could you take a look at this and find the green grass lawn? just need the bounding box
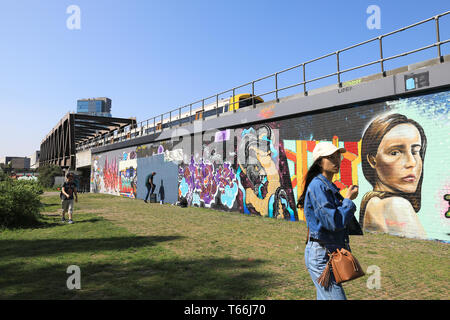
[0,192,448,299]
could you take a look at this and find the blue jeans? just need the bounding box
[145,185,155,201]
[304,241,347,300]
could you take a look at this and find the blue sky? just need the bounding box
[0,0,448,158]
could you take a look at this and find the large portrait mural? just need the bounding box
[360,113,427,238]
[281,91,449,241]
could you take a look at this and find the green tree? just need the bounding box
[37,165,63,188]
[0,166,8,182]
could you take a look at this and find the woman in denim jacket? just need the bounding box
[297,142,359,300]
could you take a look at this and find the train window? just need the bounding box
[224,104,229,112]
[239,96,262,109]
[239,97,252,109]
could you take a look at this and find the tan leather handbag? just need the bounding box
[317,248,365,288]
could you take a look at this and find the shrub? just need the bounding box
[0,167,9,182]
[38,165,63,188]
[0,180,42,228]
[14,180,44,195]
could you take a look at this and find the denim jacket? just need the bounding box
[304,174,356,246]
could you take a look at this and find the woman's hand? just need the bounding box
[345,185,359,200]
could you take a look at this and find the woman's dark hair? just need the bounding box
[361,113,427,213]
[297,159,322,209]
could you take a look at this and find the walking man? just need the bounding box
[61,172,78,224]
[144,172,156,203]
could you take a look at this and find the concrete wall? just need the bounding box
[137,153,179,204]
[76,149,91,168]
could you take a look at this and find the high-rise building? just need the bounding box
[29,151,40,169]
[77,97,112,117]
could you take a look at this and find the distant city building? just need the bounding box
[77,97,112,117]
[0,156,31,170]
[29,151,40,169]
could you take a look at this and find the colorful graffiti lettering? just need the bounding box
[103,156,118,192]
[178,157,238,209]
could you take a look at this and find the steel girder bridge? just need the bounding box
[39,112,135,169]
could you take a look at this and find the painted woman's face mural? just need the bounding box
[360,113,427,239]
[369,123,423,194]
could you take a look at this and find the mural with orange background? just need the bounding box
[283,136,361,221]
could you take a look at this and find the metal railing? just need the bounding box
[76,11,449,151]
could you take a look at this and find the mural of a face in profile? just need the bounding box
[360,113,427,238]
[237,125,295,220]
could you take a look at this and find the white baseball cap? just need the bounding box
[312,142,346,163]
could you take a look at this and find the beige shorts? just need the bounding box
[62,199,74,213]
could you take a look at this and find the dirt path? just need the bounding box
[42,191,60,197]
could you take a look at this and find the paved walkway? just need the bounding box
[42,191,60,197]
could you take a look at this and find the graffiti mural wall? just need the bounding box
[91,148,137,197]
[91,142,182,202]
[235,124,297,221]
[177,128,239,210]
[279,90,449,241]
[90,90,449,241]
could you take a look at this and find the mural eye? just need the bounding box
[390,150,400,156]
[411,148,421,155]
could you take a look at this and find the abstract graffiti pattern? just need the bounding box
[103,156,119,192]
[119,151,137,198]
[284,136,360,221]
[178,157,238,209]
